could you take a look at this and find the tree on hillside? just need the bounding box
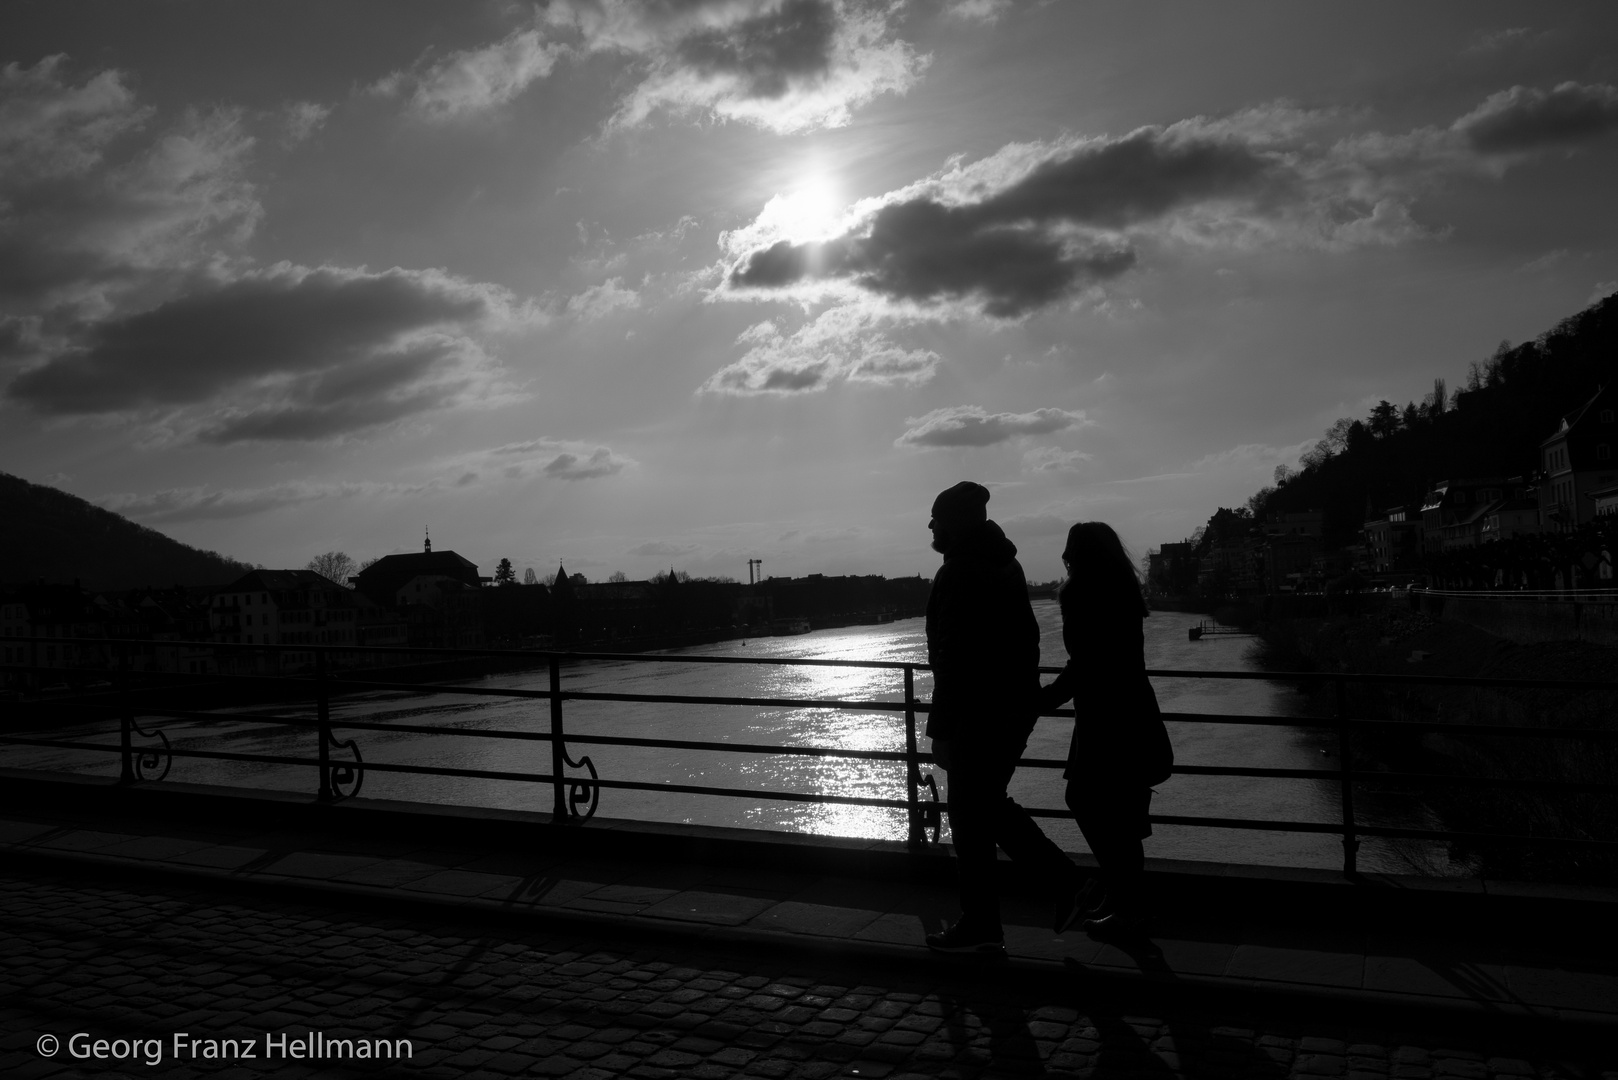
[608,571,628,582]
[1367,401,1401,438]
[307,551,356,586]
[1301,417,1353,469]
[1424,377,1447,417]
[494,558,516,585]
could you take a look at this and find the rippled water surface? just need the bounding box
[13,601,1458,873]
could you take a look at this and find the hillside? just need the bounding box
[1258,291,1618,547]
[0,472,253,590]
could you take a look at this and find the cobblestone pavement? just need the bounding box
[1,868,1613,1080]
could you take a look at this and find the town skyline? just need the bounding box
[4,2,1618,585]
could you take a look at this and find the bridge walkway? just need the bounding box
[0,776,1613,1078]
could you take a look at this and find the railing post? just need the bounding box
[550,655,568,821]
[316,647,332,803]
[1335,675,1359,875]
[117,642,134,785]
[903,665,924,846]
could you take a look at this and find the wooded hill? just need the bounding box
[1248,292,1618,549]
[0,472,253,590]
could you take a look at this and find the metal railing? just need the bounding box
[2,635,1616,875]
[1415,587,1618,602]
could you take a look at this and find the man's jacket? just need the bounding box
[923,520,1041,744]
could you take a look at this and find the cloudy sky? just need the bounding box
[4,1,1617,583]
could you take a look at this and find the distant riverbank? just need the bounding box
[1246,605,1618,883]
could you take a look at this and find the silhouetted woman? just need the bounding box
[1039,522,1172,937]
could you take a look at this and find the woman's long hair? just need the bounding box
[1057,521,1149,618]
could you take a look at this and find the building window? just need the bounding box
[1600,444,1612,461]
[1603,409,1615,424]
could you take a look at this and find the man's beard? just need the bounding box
[930,534,948,554]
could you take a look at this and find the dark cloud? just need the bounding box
[0,62,258,310]
[99,483,336,524]
[975,128,1277,227]
[0,235,124,308]
[1456,82,1618,154]
[677,0,838,98]
[551,0,924,132]
[466,438,633,482]
[7,266,496,427]
[0,315,36,360]
[896,406,1086,448]
[730,127,1274,315]
[544,448,627,480]
[197,364,470,445]
[759,362,830,391]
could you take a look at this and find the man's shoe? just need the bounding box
[1053,880,1102,935]
[926,920,1006,954]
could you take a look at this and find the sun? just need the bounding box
[762,176,845,243]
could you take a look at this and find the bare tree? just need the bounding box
[523,567,539,585]
[608,570,628,582]
[1423,377,1447,417]
[1301,417,1354,470]
[306,551,357,586]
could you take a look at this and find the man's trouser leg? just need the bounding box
[946,739,1018,931]
[993,791,1082,896]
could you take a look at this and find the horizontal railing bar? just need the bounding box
[1144,667,1616,691]
[1021,809,1618,847]
[293,722,919,763]
[1334,717,1618,740]
[19,722,1605,792]
[1415,588,1618,602]
[1321,823,1618,849]
[1346,771,1618,794]
[550,732,914,762]
[323,677,555,700]
[563,690,911,712]
[8,633,1618,691]
[17,693,1616,743]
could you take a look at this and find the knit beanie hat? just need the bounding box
[931,481,990,530]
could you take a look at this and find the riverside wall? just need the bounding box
[1414,592,1618,648]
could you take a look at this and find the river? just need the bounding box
[10,601,1459,874]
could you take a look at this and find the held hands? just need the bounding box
[1036,680,1068,715]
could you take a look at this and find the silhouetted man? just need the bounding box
[924,481,1077,953]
